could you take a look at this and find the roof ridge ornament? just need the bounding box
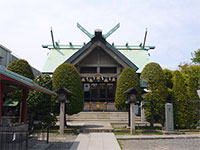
[77,23,120,39]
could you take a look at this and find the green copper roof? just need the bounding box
[0,66,56,96]
[42,44,153,73]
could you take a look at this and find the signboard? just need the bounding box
[197,90,200,99]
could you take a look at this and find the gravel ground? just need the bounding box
[119,139,200,150]
[48,133,77,150]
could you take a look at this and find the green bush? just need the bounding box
[7,59,34,80]
[172,70,191,128]
[178,63,200,125]
[52,63,84,115]
[115,67,141,110]
[7,59,34,100]
[27,74,56,126]
[141,62,168,127]
[163,69,173,89]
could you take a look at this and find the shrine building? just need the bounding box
[42,23,155,111]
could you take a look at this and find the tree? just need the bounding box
[52,63,84,115]
[163,69,174,103]
[172,70,192,128]
[7,59,34,100]
[191,49,200,64]
[7,59,34,79]
[179,63,200,124]
[163,69,173,89]
[141,62,168,127]
[115,67,141,110]
[27,74,56,126]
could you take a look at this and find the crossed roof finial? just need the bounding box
[77,23,120,39]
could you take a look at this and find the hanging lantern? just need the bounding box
[104,78,108,82]
[89,78,93,83]
[81,77,86,82]
[112,77,116,82]
[96,76,100,80]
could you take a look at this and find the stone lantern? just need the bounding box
[124,87,137,134]
[56,86,72,135]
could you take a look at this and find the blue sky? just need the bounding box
[0,0,200,71]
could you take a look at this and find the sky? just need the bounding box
[0,0,200,71]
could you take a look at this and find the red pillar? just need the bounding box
[21,88,28,124]
[0,82,4,126]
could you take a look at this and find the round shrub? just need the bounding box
[115,67,141,110]
[52,63,84,115]
[7,59,34,100]
[7,59,34,80]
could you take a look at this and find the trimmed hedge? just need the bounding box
[115,67,141,110]
[7,59,34,80]
[7,59,34,100]
[52,63,84,115]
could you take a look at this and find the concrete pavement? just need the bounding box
[70,133,121,150]
[116,134,200,140]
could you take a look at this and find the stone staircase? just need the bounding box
[66,112,142,123]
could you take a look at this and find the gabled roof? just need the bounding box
[42,33,155,73]
[64,37,138,71]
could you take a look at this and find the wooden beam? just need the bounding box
[21,88,28,123]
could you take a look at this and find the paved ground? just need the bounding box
[119,139,200,150]
[70,133,121,150]
[48,134,77,150]
[30,133,77,150]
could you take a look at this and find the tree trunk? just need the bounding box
[128,106,130,127]
[150,105,154,128]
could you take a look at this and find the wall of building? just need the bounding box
[0,44,40,77]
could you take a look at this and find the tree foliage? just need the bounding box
[7,59,34,80]
[141,62,168,127]
[115,67,141,110]
[52,63,84,115]
[27,74,56,125]
[179,63,200,124]
[172,70,192,128]
[163,69,174,103]
[191,49,200,64]
[7,59,34,100]
[163,69,173,89]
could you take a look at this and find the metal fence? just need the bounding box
[0,130,29,150]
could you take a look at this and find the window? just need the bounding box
[80,67,97,73]
[100,67,117,73]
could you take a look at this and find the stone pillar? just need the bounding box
[165,103,174,132]
[130,103,135,134]
[141,101,145,122]
[21,88,28,123]
[60,102,65,135]
[0,82,4,126]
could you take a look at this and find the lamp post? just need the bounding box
[56,86,72,135]
[124,87,137,134]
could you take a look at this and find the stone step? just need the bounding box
[57,112,142,123]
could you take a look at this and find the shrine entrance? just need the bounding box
[83,82,116,103]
